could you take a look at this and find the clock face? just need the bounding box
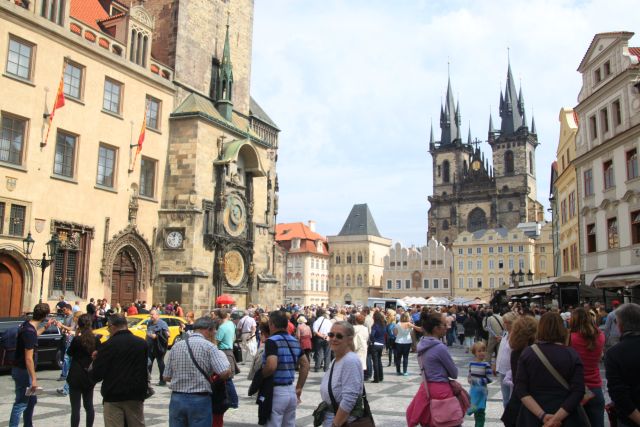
[223,194,247,237]
[165,230,183,249]
[224,250,245,286]
[472,160,481,171]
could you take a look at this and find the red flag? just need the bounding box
[131,102,149,171]
[43,72,66,146]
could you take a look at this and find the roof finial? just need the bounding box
[447,57,450,78]
[507,46,510,65]
[226,9,230,27]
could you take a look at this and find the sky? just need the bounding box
[249,0,638,246]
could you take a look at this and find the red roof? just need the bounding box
[276,222,329,256]
[70,0,110,31]
[630,47,640,57]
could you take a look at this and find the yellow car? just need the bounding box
[94,314,186,347]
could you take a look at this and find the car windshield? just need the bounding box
[128,318,147,328]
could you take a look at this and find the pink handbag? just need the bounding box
[418,348,465,427]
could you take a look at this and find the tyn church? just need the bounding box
[427,63,544,246]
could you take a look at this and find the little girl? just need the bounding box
[467,341,492,427]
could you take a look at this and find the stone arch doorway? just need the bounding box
[111,249,137,306]
[344,293,352,304]
[0,254,23,317]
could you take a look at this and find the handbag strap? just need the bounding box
[327,359,370,417]
[185,335,212,384]
[417,345,431,400]
[531,344,569,389]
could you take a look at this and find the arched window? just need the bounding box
[529,151,534,175]
[345,275,351,287]
[463,160,468,174]
[505,150,514,174]
[346,253,352,264]
[442,160,450,183]
[357,275,363,286]
[467,207,488,232]
[442,220,449,230]
[335,275,340,287]
[357,253,363,264]
[335,254,341,264]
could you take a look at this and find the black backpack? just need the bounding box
[0,326,20,367]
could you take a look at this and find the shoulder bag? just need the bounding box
[327,359,375,427]
[185,336,230,413]
[418,347,464,427]
[530,344,592,427]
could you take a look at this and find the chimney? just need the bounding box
[308,220,316,232]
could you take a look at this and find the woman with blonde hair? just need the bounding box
[353,314,369,373]
[385,309,396,367]
[395,312,413,376]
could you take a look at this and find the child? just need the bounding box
[467,341,492,427]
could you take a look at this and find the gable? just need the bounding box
[577,31,634,72]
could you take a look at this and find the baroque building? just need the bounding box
[276,221,329,307]
[573,32,640,290]
[428,64,544,246]
[0,0,281,316]
[381,240,453,299]
[328,204,391,305]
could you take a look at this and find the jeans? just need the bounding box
[148,351,166,382]
[365,345,373,380]
[265,384,297,427]
[169,392,212,427]
[314,340,331,372]
[9,367,36,427]
[371,344,384,382]
[69,387,95,427]
[498,373,511,408]
[395,343,411,374]
[583,386,605,427]
[465,336,474,351]
[446,328,455,346]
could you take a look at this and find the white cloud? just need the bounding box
[250,0,638,245]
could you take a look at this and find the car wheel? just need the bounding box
[54,348,63,369]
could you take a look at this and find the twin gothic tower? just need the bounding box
[427,63,544,246]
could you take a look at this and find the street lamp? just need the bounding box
[22,232,60,303]
[510,270,517,288]
[517,269,524,284]
[527,269,534,283]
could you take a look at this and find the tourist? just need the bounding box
[605,303,640,427]
[312,308,332,372]
[295,316,312,361]
[56,303,76,396]
[318,321,366,426]
[369,311,386,383]
[569,307,605,427]
[9,303,55,427]
[147,309,169,386]
[406,312,459,427]
[456,308,468,346]
[467,341,492,426]
[262,310,310,426]
[385,309,396,367]
[91,314,148,427]
[66,314,100,427]
[463,311,477,353]
[353,314,369,375]
[248,321,271,381]
[482,308,504,374]
[394,312,413,376]
[238,309,258,365]
[512,312,585,426]
[164,316,231,427]
[495,311,517,407]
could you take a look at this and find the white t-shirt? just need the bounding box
[238,315,256,334]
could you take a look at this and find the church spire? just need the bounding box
[499,60,524,135]
[439,74,461,145]
[215,12,234,121]
[429,121,435,145]
[531,115,537,134]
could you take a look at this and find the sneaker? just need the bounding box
[57,376,66,381]
[56,388,67,396]
[403,372,409,376]
[396,372,402,376]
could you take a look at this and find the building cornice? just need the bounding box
[574,123,640,166]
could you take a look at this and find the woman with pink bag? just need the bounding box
[407,312,469,427]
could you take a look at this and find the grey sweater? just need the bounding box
[320,352,363,426]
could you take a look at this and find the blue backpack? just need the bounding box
[0,326,20,366]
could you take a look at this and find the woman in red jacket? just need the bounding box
[569,307,605,427]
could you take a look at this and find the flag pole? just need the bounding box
[42,59,67,147]
[129,100,149,173]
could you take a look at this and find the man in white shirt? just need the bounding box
[237,310,257,364]
[312,309,331,372]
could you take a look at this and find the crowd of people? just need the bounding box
[7,297,640,427]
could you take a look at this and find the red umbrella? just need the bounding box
[216,294,235,305]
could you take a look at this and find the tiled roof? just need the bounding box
[276,222,326,242]
[70,0,110,31]
[338,204,382,237]
[577,31,634,71]
[97,12,126,24]
[630,47,640,57]
[250,97,280,130]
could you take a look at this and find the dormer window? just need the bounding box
[291,238,300,249]
[316,240,323,253]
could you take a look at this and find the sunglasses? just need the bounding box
[327,332,344,339]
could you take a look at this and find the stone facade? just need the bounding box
[573,32,640,289]
[428,67,544,247]
[381,240,453,299]
[0,0,174,315]
[451,223,553,301]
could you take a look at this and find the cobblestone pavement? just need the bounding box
[0,343,595,426]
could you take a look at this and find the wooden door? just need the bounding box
[111,250,136,307]
[0,255,24,317]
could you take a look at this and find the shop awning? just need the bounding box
[592,266,640,288]
[506,283,553,296]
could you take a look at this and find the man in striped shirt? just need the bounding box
[262,310,310,427]
[164,317,231,427]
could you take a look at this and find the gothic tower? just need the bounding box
[489,62,543,228]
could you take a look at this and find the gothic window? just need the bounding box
[467,208,487,232]
[463,160,468,174]
[442,160,450,183]
[51,223,94,298]
[357,275,363,286]
[345,275,351,287]
[357,253,363,264]
[505,150,514,174]
[335,275,340,287]
[442,220,449,230]
[346,253,352,264]
[529,151,534,175]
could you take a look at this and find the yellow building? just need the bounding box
[276,221,329,307]
[381,240,453,299]
[0,0,282,316]
[452,223,553,300]
[0,0,174,316]
[554,108,581,278]
[328,204,391,305]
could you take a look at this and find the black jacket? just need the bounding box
[91,329,148,402]
[605,333,640,424]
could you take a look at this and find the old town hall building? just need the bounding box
[428,63,545,246]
